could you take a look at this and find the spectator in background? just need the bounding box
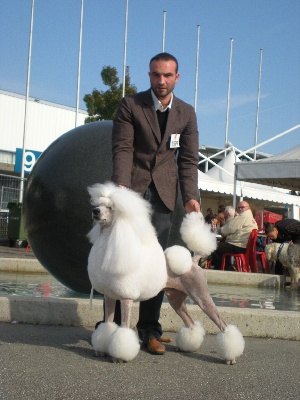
[265,218,300,274]
[206,214,220,234]
[205,207,213,223]
[210,201,257,270]
[265,219,300,244]
[224,205,235,223]
[217,205,226,227]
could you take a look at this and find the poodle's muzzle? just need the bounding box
[92,207,101,221]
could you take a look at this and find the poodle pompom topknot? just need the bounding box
[176,321,205,352]
[180,212,217,256]
[216,325,245,365]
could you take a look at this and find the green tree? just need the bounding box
[83,66,137,123]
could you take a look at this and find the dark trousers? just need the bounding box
[211,241,246,270]
[108,183,173,343]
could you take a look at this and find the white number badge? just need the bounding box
[170,133,180,148]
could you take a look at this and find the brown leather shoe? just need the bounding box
[147,338,166,355]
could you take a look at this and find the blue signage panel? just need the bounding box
[14,148,42,174]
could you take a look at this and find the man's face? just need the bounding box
[148,60,179,101]
[267,228,278,240]
[237,202,250,214]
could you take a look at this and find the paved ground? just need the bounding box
[0,243,36,259]
[1,322,299,400]
[1,243,299,399]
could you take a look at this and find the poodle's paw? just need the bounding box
[91,322,118,356]
[108,327,140,362]
[176,321,205,352]
[216,325,245,365]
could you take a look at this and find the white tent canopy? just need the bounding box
[235,145,300,191]
[198,151,300,206]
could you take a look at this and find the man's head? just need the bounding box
[265,223,278,240]
[224,205,235,219]
[149,52,180,103]
[237,201,250,214]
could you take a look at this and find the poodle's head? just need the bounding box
[87,182,154,232]
[88,183,116,227]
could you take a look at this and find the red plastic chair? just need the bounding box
[221,229,258,273]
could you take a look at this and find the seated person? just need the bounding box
[224,205,235,223]
[216,205,226,227]
[206,214,220,234]
[205,207,213,223]
[210,201,257,270]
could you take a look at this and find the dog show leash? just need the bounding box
[276,242,285,263]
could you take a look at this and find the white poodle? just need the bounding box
[265,242,300,289]
[87,182,245,364]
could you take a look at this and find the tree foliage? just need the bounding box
[83,66,137,123]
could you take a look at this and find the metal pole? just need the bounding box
[254,48,263,160]
[75,0,84,127]
[122,0,129,98]
[194,25,200,112]
[225,38,233,150]
[19,0,34,203]
[162,10,166,52]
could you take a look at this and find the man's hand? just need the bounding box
[184,199,201,213]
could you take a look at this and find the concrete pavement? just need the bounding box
[1,322,299,400]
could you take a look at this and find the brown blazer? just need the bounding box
[112,89,199,211]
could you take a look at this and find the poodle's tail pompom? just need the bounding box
[164,245,192,275]
[91,322,118,355]
[108,327,140,362]
[176,321,205,352]
[180,212,217,256]
[216,325,245,365]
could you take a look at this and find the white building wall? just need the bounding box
[0,90,87,153]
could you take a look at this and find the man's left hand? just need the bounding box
[185,199,201,213]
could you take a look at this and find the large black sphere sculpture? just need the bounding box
[23,120,185,294]
[23,121,113,293]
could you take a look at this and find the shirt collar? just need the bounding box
[151,90,173,112]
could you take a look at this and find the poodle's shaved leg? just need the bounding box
[104,296,116,323]
[180,264,227,332]
[165,289,194,328]
[120,299,133,329]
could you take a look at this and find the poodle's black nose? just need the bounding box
[92,208,100,216]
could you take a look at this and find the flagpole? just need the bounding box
[254,48,263,160]
[194,24,200,112]
[225,38,233,151]
[162,10,166,52]
[75,0,84,127]
[122,0,129,98]
[19,0,34,203]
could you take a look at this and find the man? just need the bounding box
[111,52,200,355]
[223,205,235,223]
[210,201,257,270]
[265,218,300,274]
[265,219,300,244]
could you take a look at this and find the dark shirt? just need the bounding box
[275,218,300,244]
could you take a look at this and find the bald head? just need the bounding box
[237,201,250,214]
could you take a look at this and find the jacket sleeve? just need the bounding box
[177,107,199,203]
[111,97,134,187]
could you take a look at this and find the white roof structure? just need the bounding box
[0,90,87,153]
[198,151,300,206]
[235,144,300,191]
